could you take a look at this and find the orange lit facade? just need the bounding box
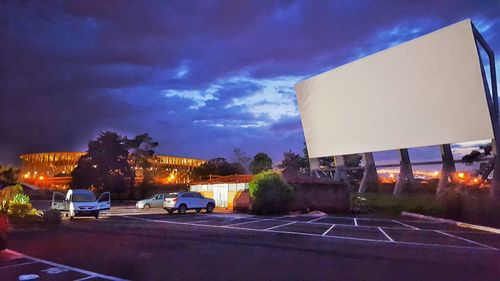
[19,152,206,189]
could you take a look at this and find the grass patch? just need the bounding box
[355,193,445,216]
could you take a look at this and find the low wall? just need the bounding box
[232,183,350,213]
[290,183,350,213]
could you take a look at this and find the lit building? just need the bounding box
[19,152,206,189]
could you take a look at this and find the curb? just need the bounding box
[401,211,500,234]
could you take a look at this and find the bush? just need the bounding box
[9,203,32,218]
[12,193,30,204]
[358,193,444,216]
[42,209,62,225]
[0,184,23,213]
[249,171,293,215]
[438,190,464,220]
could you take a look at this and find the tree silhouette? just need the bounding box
[279,150,308,174]
[126,133,159,185]
[250,153,273,174]
[192,158,245,180]
[72,131,134,193]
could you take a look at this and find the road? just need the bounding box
[3,204,500,281]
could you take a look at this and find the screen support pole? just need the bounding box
[436,144,456,194]
[394,148,415,195]
[358,152,378,193]
[473,24,500,198]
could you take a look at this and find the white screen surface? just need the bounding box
[295,19,493,158]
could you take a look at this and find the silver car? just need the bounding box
[163,192,215,214]
[135,194,168,210]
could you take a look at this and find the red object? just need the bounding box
[0,214,9,233]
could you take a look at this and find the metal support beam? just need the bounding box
[473,24,500,198]
[309,157,321,178]
[358,152,378,193]
[437,144,456,194]
[333,155,348,184]
[394,148,414,195]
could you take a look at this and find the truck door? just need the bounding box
[51,192,69,211]
[97,192,111,212]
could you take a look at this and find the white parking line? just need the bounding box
[75,276,99,281]
[392,220,420,230]
[264,221,296,231]
[378,227,394,242]
[223,216,288,227]
[0,261,38,270]
[2,249,128,281]
[322,224,336,236]
[354,218,358,226]
[434,230,498,250]
[307,216,326,223]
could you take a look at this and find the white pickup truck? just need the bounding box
[51,189,110,219]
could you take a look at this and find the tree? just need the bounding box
[344,154,362,167]
[343,154,363,181]
[72,131,135,193]
[279,150,308,174]
[126,133,159,185]
[462,143,492,165]
[0,165,18,184]
[232,148,251,174]
[301,142,310,172]
[250,153,273,174]
[192,158,245,180]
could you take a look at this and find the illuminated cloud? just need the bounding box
[0,1,498,165]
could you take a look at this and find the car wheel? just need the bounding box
[94,212,99,219]
[178,204,187,214]
[69,216,74,220]
[144,204,151,210]
[206,203,214,213]
[167,209,174,214]
[195,209,201,213]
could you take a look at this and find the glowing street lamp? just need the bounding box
[39,175,45,189]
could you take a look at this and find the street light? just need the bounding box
[39,176,45,189]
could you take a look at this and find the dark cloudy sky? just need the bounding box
[1,0,499,167]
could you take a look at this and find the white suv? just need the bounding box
[163,192,215,214]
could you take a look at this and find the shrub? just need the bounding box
[9,203,32,218]
[249,171,293,215]
[358,193,444,216]
[12,193,30,204]
[42,209,62,225]
[0,184,23,213]
[438,190,464,220]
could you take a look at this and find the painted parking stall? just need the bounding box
[0,249,127,281]
[120,213,500,251]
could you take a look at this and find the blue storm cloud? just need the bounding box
[1,0,499,166]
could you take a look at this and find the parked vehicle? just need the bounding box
[51,189,110,219]
[163,192,215,214]
[0,213,9,251]
[135,193,168,210]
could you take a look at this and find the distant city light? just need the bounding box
[458,172,465,179]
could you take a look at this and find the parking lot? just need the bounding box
[4,204,500,281]
[118,211,500,251]
[0,249,126,281]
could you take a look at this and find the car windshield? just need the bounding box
[165,193,177,198]
[72,194,96,202]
